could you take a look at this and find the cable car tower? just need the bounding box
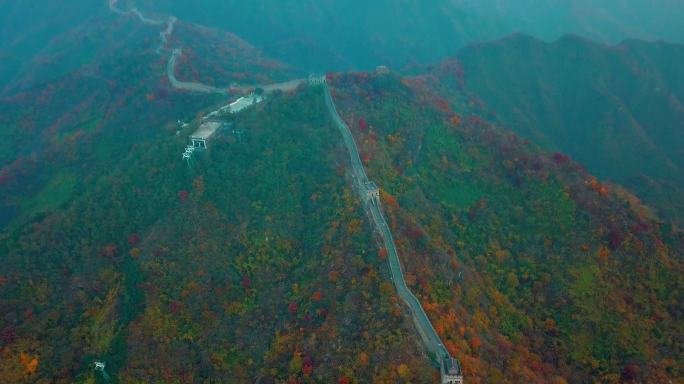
[182,145,195,167]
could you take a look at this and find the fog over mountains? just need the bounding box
[2,0,684,77]
[450,34,684,223]
[134,0,684,70]
[1,1,684,383]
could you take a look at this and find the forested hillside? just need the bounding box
[328,71,684,382]
[0,85,443,382]
[0,1,104,88]
[441,34,684,224]
[2,1,684,383]
[0,9,293,229]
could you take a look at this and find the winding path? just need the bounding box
[167,49,230,94]
[111,0,308,96]
[110,1,213,93]
[167,49,308,95]
[109,0,163,25]
[109,0,175,53]
[324,85,462,382]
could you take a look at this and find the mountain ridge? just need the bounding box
[133,0,684,71]
[434,33,684,225]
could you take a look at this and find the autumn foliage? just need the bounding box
[19,353,38,375]
[2,49,683,384]
[325,73,684,383]
[378,247,388,259]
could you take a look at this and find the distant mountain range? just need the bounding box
[4,0,683,75]
[135,0,684,70]
[441,34,684,224]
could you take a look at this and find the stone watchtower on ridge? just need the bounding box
[363,181,380,205]
[307,74,327,85]
[440,356,464,384]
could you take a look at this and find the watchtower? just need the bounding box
[440,356,463,384]
[364,181,380,205]
[307,74,326,85]
[375,65,390,75]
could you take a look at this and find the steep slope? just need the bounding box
[328,71,684,382]
[0,6,294,229]
[0,11,211,228]
[134,0,684,71]
[0,85,439,382]
[442,34,684,224]
[0,0,104,88]
[0,8,440,380]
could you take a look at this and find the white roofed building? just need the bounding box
[190,121,222,149]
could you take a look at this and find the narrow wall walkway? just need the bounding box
[324,84,461,381]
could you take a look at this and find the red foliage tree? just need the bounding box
[169,300,183,314]
[241,276,252,288]
[100,244,118,259]
[0,325,16,345]
[378,247,388,259]
[128,233,141,246]
[608,229,623,250]
[382,192,398,208]
[302,356,313,376]
[433,96,452,113]
[552,152,570,164]
[450,115,462,126]
[358,118,368,131]
[469,335,481,351]
[621,364,640,382]
[632,221,651,234]
[288,301,299,314]
[361,153,371,164]
[178,190,189,202]
[407,226,425,240]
